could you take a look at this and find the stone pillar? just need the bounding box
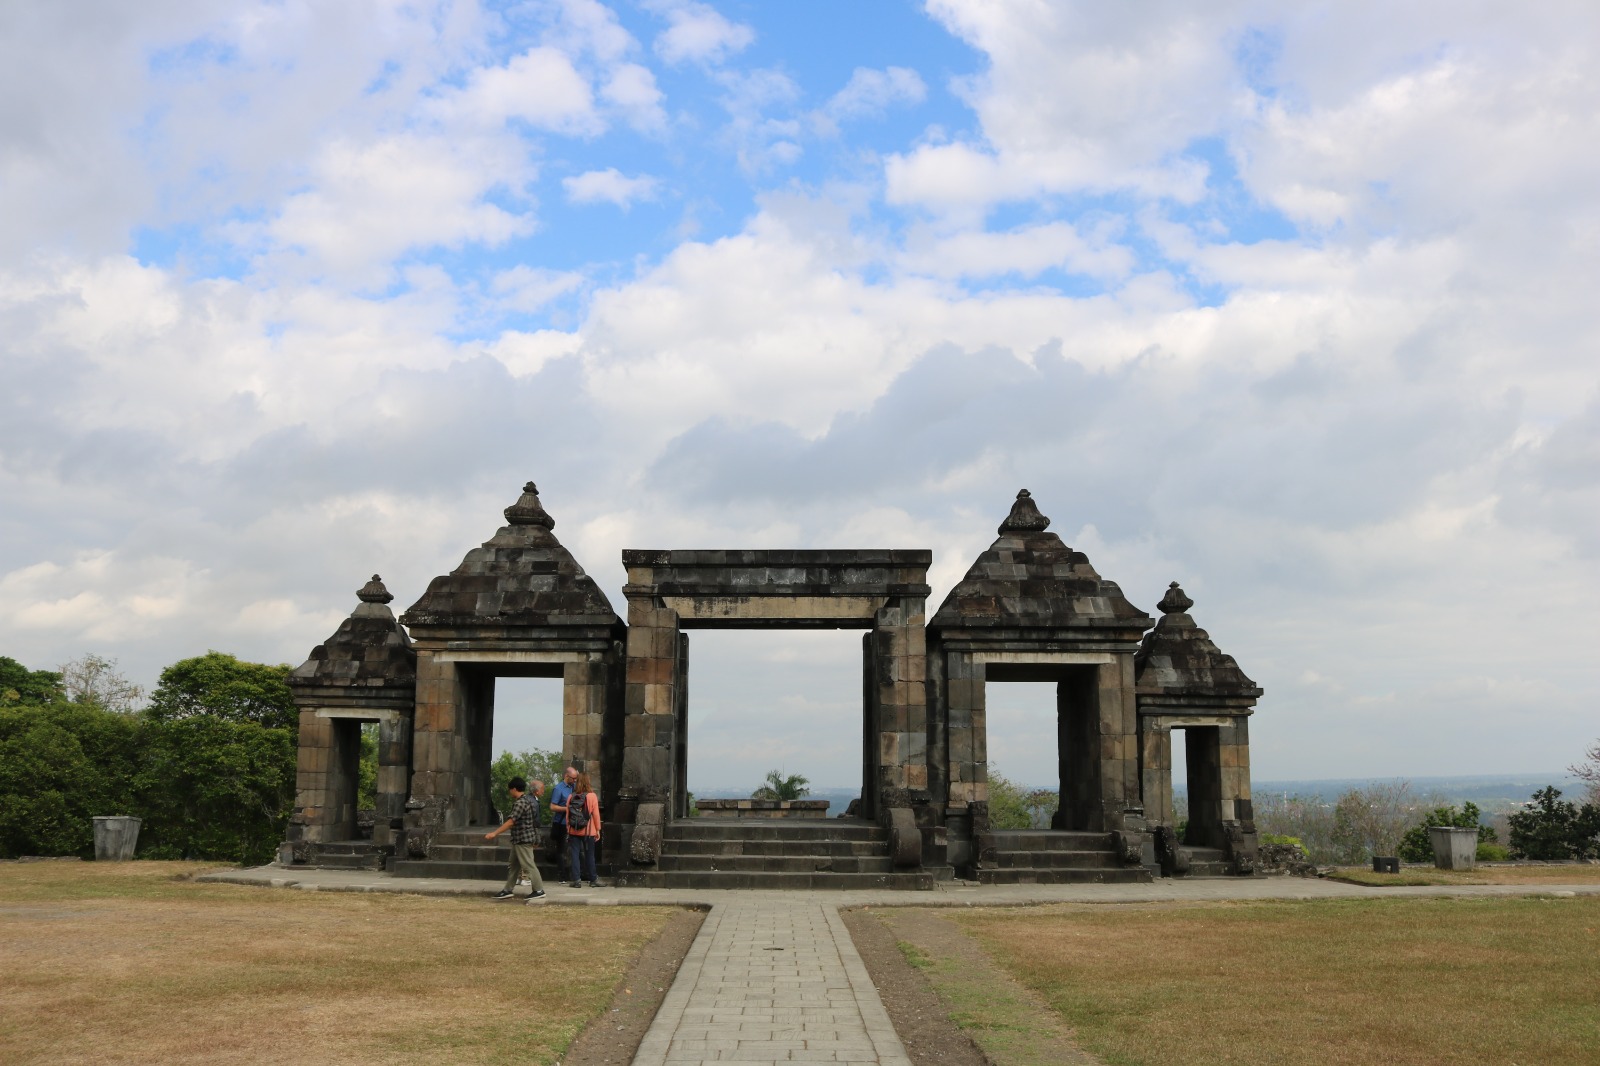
[943,651,985,807]
[674,632,690,819]
[1140,721,1174,826]
[1096,654,1140,830]
[563,659,607,798]
[870,598,928,798]
[373,713,410,848]
[292,708,337,843]
[408,652,469,832]
[1219,716,1253,827]
[622,601,681,800]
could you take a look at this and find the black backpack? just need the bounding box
[567,790,590,831]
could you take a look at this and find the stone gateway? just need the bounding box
[280,483,1263,887]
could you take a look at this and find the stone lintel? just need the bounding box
[316,707,402,725]
[1139,714,1242,729]
[661,594,890,625]
[429,649,604,664]
[290,687,414,713]
[970,650,1114,665]
[407,629,619,651]
[1138,697,1256,716]
[936,631,1146,655]
[622,548,933,568]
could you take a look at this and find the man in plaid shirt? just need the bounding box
[486,777,546,901]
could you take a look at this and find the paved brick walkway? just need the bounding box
[632,900,911,1066]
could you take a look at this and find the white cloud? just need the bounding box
[648,0,754,66]
[428,45,601,135]
[562,167,660,208]
[601,62,668,131]
[823,66,927,122]
[260,134,535,282]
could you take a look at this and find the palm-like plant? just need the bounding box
[752,769,810,801]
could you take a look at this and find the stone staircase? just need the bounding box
[299,840,387,871]
[976,830,1154,885]
[389,827,597,881]
[615,817,938,890]
[1176,845,1234,878]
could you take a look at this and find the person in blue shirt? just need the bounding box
[548,765,578,883]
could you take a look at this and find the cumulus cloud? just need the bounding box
[822,66,927,123]
[647,0,755,66]
[562,167,660,208]
[428,45,601,134]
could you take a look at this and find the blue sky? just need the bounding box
[3,0,1599,791]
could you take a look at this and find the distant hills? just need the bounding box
[692,774,1587,817]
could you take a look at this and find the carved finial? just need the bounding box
[1158,581,1194,615]
[997,489,1051,534]
[503,481,556,529]
[357,574,394,604]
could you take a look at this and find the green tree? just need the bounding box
[1508,786,1600,861]
[490,748,565,822]
[145,651,295,731]
[986,767,1033,829]
[0,701,141,859]
[0,656,65,706]
[134,716,295,865]
[358,723,378,810]
[752,769,810,801]
[1398,801,1496,863]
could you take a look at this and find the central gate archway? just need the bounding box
[613,549,932,851]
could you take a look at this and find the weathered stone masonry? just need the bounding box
[282,483,1264,882]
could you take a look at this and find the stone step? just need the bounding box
[315,841,385,856]
[667,838,889,859]
[976,867,1154,885]
[426,843,512,862]
[308,851,385,870]
[664,819,885,843]
[658,854,898,874]
[1178,862,1237,878]
[987,849,1125,870]
[984,830,1118,851]
[612,869,935,891]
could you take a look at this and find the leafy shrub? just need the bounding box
[1508,786,1600,860]
[1476,842,1510,862]
[490,748,566,823]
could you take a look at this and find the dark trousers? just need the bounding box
[550,822,569,879]
[568,834,597,884]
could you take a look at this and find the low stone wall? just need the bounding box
[695,799,831,819]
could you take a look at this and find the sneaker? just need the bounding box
[526,890,547,902]
[585,881,599,889]
[491,889,515,900]
[569,881,583,889]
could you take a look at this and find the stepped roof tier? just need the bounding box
[288,575,416,708]
[930,490,1152,635]
[400,482,620,631]
[1134,582,1262,708]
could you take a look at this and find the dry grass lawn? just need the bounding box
[0,861,677,1066]
[953,896,1600,1066]
[1326,863,1600,886]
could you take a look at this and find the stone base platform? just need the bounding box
[976,830,1154,885]
[618,816,939,890]
[693,798,831,819]
[389,826,609,881]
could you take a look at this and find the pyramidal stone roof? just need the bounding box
[289,575,416,691]
[1134,582,1262,700]
[400,482,620,629]
[930,490,1152,632]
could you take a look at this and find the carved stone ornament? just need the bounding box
[503,481,556,529]
[1157,581,1194,615]
[356,574,394,604]
[997,489,1051,534]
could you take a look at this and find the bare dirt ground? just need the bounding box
[560,906,704,1066]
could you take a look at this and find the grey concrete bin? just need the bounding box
[1428,826,1478,870]
[92,816,141,861]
